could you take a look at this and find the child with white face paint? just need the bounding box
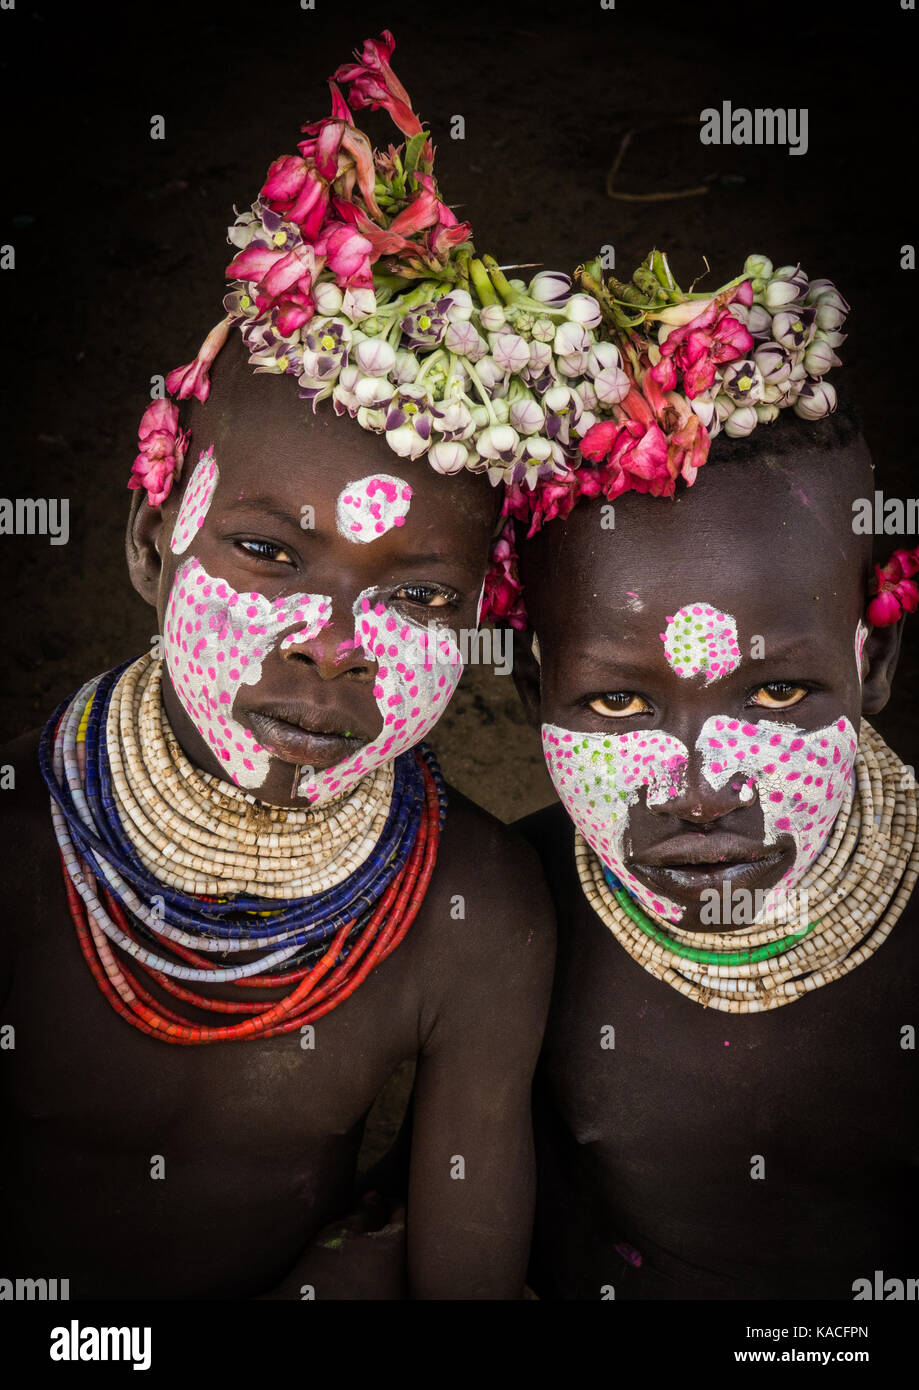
[9,310,554,1304]
[512,407,919,1301]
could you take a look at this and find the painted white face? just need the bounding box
[541,600,861,923]
[336,474,413,543]
[162,458,464,804]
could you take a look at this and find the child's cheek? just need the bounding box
[170,448,219,556]
[542,724,689,922]
[697,715,858,891]
[298,593,463,805]
[163,556,332,789]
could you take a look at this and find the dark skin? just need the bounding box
[514,440,918,1299]
[0,335,555,1299]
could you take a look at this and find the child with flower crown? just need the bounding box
[495,250,919,1299]
[0,33,563,1300]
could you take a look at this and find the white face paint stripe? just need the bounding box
[475,578,486,629]
[164,557,332,789]
[170,447,219,555]
[661,602,741,683]
[335,474,413,544]
[855,620,869,684]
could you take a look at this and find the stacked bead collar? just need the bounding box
[39,654,447,1043]
[575,721,918,1012]
[108,654,396,898]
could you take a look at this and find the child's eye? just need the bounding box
[587,692,652,718]
[747,682,809,710]
[237,539,296,565]
[391,583,459,608]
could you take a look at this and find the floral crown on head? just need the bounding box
[484,250,853,627]
[129,30,615,509]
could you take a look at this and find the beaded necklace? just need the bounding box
[40,653,447,1044]
[575,721,918,1012]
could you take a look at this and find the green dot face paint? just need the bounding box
[542,724,689,922]
[660,601,740,683]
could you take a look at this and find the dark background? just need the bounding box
[2,0,917,820]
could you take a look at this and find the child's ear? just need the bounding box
[126,491,166,607]
[512,629,541,727]
[861,618,903,716]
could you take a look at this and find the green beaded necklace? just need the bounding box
[602,868,820,966]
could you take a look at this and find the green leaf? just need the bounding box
[403,131,428,177]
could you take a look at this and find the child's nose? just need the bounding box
[280,609,377,682]
[656,747,750,825]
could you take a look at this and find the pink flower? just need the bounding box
[480,521,528,629]
[296,95,384,224]
[650,283,754,399]
[333,31,423,138]
[580,388,672,500]
[165,317,231,404]
[261,155,329,240]
[321,222,374,289]
[128,400,189,507]
[866,547,919,625]
[226,242,320,335]
[639,374,713,487]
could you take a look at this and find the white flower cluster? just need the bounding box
[226,230,616,485]
[693,255,849,440]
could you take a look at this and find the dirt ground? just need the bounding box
[3,0,917,1160]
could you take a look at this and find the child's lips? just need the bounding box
[243,709,368,769]
[630,833,789,896]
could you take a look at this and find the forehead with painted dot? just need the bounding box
[520,436,875,726]
[160,330,499,601]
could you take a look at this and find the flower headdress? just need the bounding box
[482,250,869,628]
[129,30,611,507]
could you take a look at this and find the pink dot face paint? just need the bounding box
[542,724,689,922]
[661,602,740,683]
[335,474,413,544]
[170,447,219,555]
[298,592,463,805]
[697,715,858,898]
[163,556,332,789]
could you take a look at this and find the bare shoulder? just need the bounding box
[413,784,556,1005]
